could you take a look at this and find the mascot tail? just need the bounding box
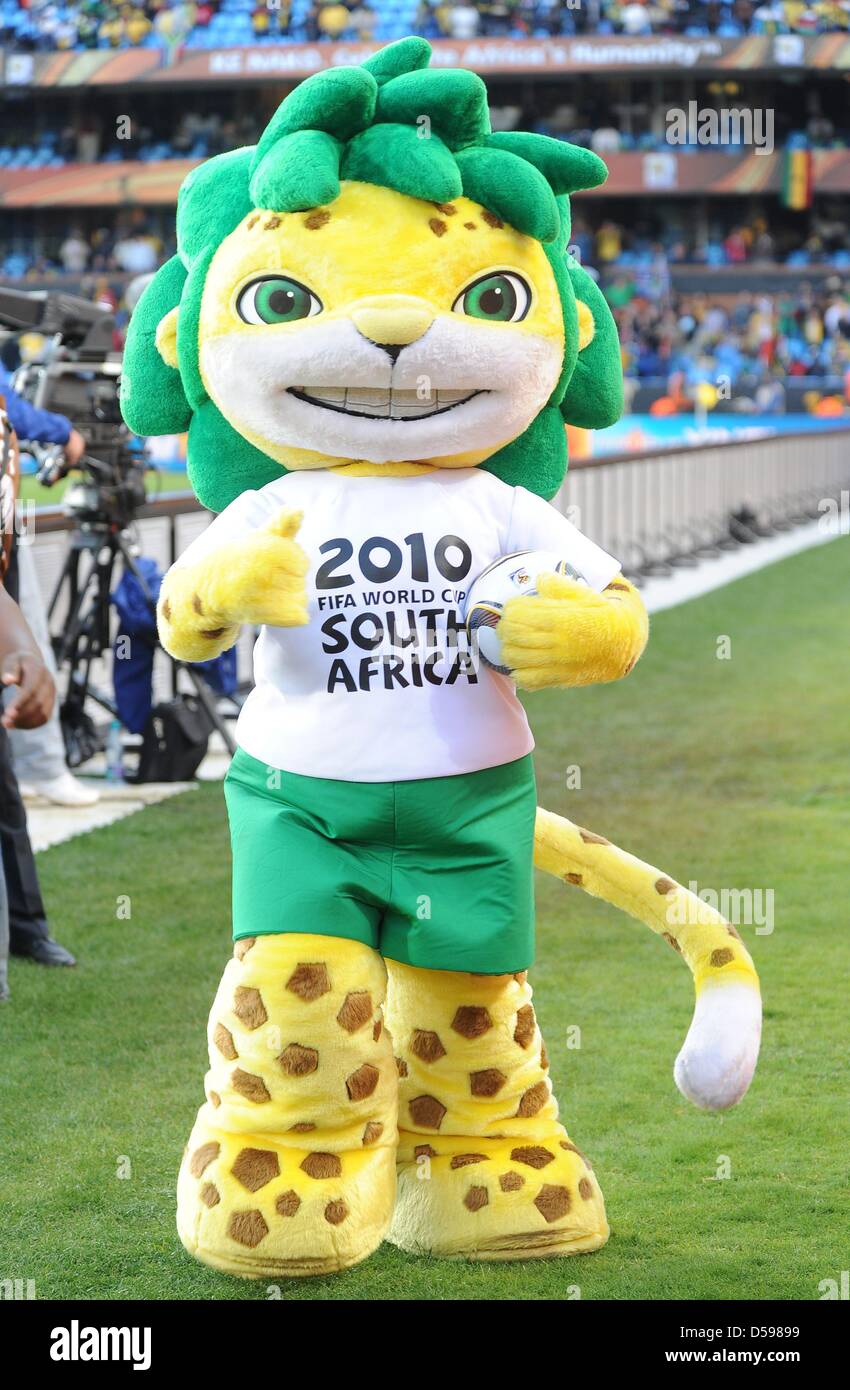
[533,807,762,1111]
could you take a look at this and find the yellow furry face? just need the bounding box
[196,181,565,471]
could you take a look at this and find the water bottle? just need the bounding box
[105,719,125,784]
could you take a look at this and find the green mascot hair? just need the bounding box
[121,36,623,512]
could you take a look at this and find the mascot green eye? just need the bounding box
[237,276,322,325]
[453,272,531,323]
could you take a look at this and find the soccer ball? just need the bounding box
[463,550,587,674]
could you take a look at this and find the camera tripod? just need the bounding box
[47,518,237,768]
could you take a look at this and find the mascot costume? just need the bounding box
[121,38,761,1278]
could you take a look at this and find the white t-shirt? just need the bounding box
[176,468,620,781]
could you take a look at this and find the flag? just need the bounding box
[782,149,814,210]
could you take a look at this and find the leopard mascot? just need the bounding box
[121,37,761,1278]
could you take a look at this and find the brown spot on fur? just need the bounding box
[208,1090,221,1109]
[286,962,331,1002]
[606,581,630,592]
[513,1004,536,1049]
[579,1177,594,1200]
[289,1122,315,1133]
[189,1141,219,1178]
[534,1184,571,1223]
[540,1042,549,1071]
[510,1145,554,1170]
[275,1190,301,1217]
[451,1005,492,1039]
[161,598,171,622]
[199,626,227,639]
[481,209,504,228]
[662,932,682,954]
[233,937,256,961]
[363,1121,384,1145]
[213,1023,237,1059]
[565,871,583,886]
[432,201,457,215]
[655,876,677,895]
[231,1147,280,1193]
[450,1153,487,1169]
[231,1068,271,1104]
[200,1182,220,1208]
[336,990,373,1033]
[499,1171,525,1192]
[395,1056,408,1078]
[517,1081,549,1118]
[470,1068,507,1097]
[247,214,259,230]
[579,828,611,845]
[233,985,267,1031]
[300,1152,341,1180]
[429,217,448,237]
[278,1043,319,1077]
[409,1095,447,1129]
[464,221,477,230]
[304,209,331,229]
[710,947,735,968]
[410,1029,447,1063]
[264,215,282,230]
[560,1141,593,1169]
[373,1018,382,1041]
[414,1144,437,1159]
[464,1185,489,1212]
[227,1209,268,1248]
[346,1063,380,1101]
[191,592,203,615]
[325,1199,349,1225]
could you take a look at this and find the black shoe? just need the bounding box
[12,937,77,967]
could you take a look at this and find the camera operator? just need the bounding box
[0,350,88,968]
[0,352,86,472]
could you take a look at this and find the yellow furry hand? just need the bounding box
[500,572,648,691]
[158,508,309,662]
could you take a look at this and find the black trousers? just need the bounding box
[1,544,50,949]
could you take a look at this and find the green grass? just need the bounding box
[1,538,848,1300]
[19,468,188,506]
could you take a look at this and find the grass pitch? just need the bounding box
[1,537,847,1300]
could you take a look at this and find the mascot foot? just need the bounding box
[177,1118,396,1278]
[178,932,398,1278]
[390,1130,607,1260]
[384,960,608,1260]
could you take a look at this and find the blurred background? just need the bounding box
[2,7,849,796]
[3,1,850,450]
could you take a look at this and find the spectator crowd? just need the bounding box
[609,278,850,395]
[2,0,850,55]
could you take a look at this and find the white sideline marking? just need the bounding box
[27,516,845,853]
[27,781,197,853]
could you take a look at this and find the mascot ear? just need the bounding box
[560,258,624,430]
[121,255,192,436]
[155,308,179,368]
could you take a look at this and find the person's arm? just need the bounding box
[0,368,85,461]
[0,584,55,729]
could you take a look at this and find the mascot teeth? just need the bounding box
[290,385,482,420]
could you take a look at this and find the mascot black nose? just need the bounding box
[373,342,403,363]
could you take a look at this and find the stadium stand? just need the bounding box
[2,1,850,54]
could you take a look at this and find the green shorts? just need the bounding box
[224,748,537,974]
